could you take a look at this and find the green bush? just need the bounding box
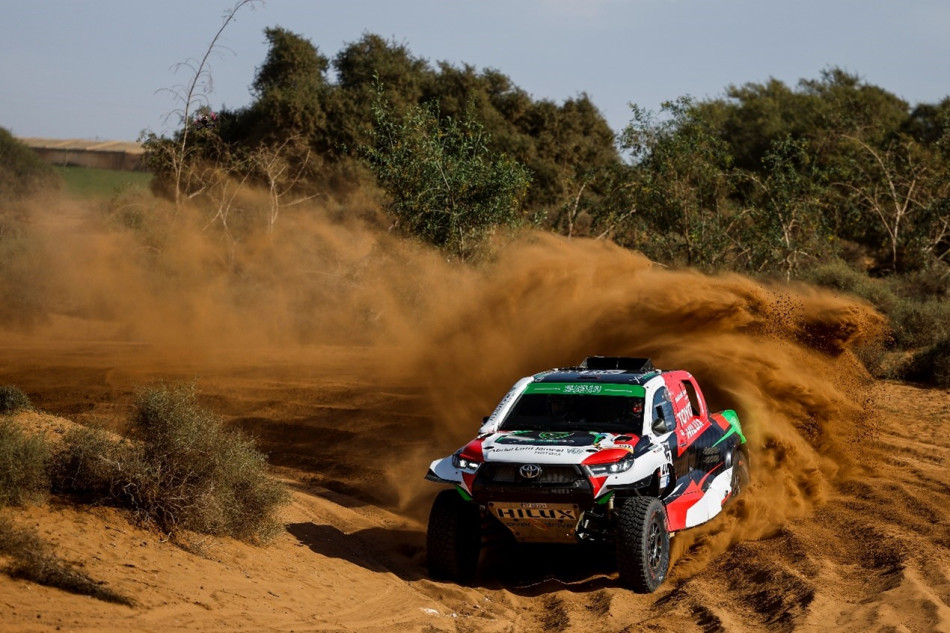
[0,385,33,415]
[0,128,60,199]
[0,418,49,506]
[0,515,132,605]
[364,97,530,260]
[55,384,288,542]
[802,260,950,350]
[889,298,950,349]
[802,260,899,312]
[901,338,950,388]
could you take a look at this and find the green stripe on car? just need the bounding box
[524,382,646,397]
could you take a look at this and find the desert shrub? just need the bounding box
[901,338,950,388]
[0,418,49,506]
[125,384,288,540]
[56,384,288,542]
[0,385,33,414]
[52,425,132,501]
[0,515,132,605]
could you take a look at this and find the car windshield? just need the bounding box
[499,393,644,434]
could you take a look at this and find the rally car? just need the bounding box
[424,356,748,592]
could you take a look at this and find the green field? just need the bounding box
[54,165,152,198]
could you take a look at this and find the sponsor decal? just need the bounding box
[676,416,711,455]
[495,431,597,447]
[523,382,646,397]
[680,417,706,441]
[490,503,577,521]
[563,384,602,395]
[488,446,569,456]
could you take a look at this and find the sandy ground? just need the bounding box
[1,342,948,633]
[0,196,947,631]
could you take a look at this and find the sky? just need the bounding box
[2,0,949,142]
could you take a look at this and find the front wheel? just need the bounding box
[426,490,481,583]
[616,497,670,593]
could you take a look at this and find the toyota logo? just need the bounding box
[519,464,542,479]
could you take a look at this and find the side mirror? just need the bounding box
[652,406,668,435]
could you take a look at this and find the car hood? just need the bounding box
[474,430,646,465]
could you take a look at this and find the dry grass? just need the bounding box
[0,416,49,507]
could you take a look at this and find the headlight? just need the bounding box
[587,454,635,476]
[452,452,480,471]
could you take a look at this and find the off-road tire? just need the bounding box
[616,497,670,593]
[426,490,481,583]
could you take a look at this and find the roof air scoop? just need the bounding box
[580,356,655,372]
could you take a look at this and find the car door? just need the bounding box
[663,373,712,468]
[650,386,686,482]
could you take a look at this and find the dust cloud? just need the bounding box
[408,234,886,569]
[0,191,886,574]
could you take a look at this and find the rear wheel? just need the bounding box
[730,447,750,498]
[616,497,670,593]
[426,490,481,583]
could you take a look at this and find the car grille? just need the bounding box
[476,463,589,487]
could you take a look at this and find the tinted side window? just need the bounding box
[682,381,700,417]
[651,387,676,434]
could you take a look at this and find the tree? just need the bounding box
[327,34,432,153]
[363,95,529,259]
[742,136,827,278]
[835,134,938,271]
[620,98,735,268]
[248,136,317,233]
[142,0,260,209]
[247,27,330,146]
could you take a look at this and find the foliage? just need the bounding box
[250,26,330,141]
[619,98,735,267]
[692,70,950,273]
[0,417,49,507]
[802,260,950,349]
[364,96,530,258]
[741,136,828,277]
[54,384,288,542]
[138,22,950,364]
[0,515,133,605]
[0,385,33,415]
[0,127,60,200]
[154,30,618,217]
[901,337,950,388]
